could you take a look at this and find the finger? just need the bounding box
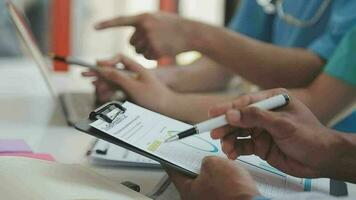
[227,139,255,160]
[95,15,141,30]
[143,46,159,60]
[98,68,135,92]
[210,125,233,139]
[93,81,115,102]
[221,133,238,155]
[208,102,233,118]
[82,71,98,77]
[115,54,144,73]
[97,55,122,67]
[130,30,146,46]
[251,130,274,161]
[242,88,289,105]
[230,107,286,138]
[134,39,148,54]
[211,126,249,140]
[165,167,192,194]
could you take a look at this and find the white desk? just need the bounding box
[1,58,356,197]
[0,58,165,195]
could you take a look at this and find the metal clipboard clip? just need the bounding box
[89,101,126,123]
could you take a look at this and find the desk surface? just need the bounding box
[0,58,165,195]
[0,58,355,197]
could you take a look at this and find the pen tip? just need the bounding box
[164,136,178,143]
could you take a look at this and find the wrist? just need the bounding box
[154,67,180,89]
[159,90,183,118]
[319,129,356,182]
[184,20,213,52]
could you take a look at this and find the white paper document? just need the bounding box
[90,102,329,198]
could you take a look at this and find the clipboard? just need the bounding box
[75,102,348,196]
[75,101,197,178]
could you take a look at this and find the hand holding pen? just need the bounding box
[79,54,175,112]
[165,92,290,142]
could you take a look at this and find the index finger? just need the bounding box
[95,15,142,30]
[208,102,233,118]
[209,88,289,117]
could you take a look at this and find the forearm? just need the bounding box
[156,57,233,93]
[188,22,324,88]
[163,93,237,123]
[322,130,356,183]
[291,74,356,124]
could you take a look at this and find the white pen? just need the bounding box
[49,53,138,79]
[164,94,290,143]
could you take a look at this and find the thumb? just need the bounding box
[165,167,193,195]
[208,102,233,118]
[95,15,141,30]
[119,54,153,81]
[97,54,122,67]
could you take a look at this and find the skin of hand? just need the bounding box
[166,156,260,200]
[82,54,237,123]
[95,12,324,89]
[154,57,234,93]
[82,54,176,113]
[209,88,342,178]
[95,12,198,60]
[96,11,324,88]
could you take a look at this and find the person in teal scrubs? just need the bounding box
[323,26,356,132]
[84,0,356,124]
[286,26,356,125]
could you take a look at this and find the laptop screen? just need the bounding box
[6,0,56,98]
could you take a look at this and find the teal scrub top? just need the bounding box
[229,0,356,60]
[324,27,356,133]
[324,27,356,86]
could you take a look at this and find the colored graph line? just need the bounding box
[304,179,312,191]
[167,131,219,153]
[238,159,286,178]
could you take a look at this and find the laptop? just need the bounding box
[6,0,96,125]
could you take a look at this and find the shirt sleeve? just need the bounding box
[324,27,356,86]
[228,0,274,42]
[308,0,356,60]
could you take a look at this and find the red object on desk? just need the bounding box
[0,153,55,161]
[51,0,71,71]
[158,0,179,66]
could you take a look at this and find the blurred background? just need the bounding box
[0,0,240,69]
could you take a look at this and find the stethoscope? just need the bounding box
[256,0,332,28]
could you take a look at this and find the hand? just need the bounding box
[209,88,339,178]
[95,12,199,59]
[166,156,260,200]
[82,54,176,112]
